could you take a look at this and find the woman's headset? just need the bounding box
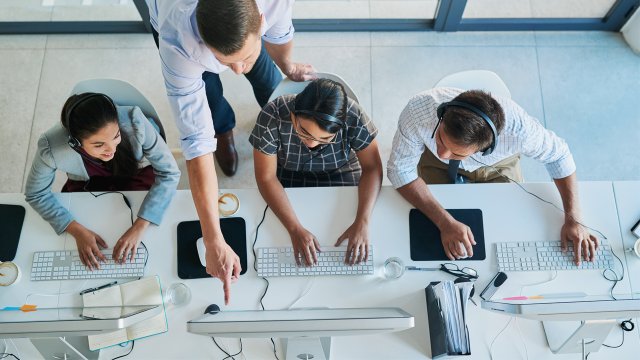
[64,93,116,149]
[432,100,498,156]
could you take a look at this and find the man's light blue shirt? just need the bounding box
[146,0,295,160]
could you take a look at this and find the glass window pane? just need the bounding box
[0,0,141,22]
[293,0,438,19]
[463,0,617,19]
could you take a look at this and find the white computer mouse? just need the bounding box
[196,237,207,267]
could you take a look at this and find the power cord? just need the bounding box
[0,340,20,360]
[252,204,281,360]
[585,319,634,359]
[111,340,134,360]
[211,338,243,360]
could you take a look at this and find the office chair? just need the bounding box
[434,70,512,99]
[268,72,361,104]
[70,79,167,141]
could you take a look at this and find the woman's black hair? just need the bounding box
[61,93,140,177]
[294,78,348,134]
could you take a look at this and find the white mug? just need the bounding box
[625,238,640,258]
[0,261,21,286]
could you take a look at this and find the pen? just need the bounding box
[405,266,439,271]
[502,292,587,301]
[79,281,118,295]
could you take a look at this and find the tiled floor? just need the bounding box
[0,30,638,194]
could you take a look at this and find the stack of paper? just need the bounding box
[430,280,473,354]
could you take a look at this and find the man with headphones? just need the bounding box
[387,87,598,265]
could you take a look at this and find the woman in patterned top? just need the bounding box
[250,78,382,267]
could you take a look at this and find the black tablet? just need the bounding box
[0,204,26,261]
[409,208,486,261]
[177,218,248,279]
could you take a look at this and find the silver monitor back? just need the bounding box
[187,307,414,338]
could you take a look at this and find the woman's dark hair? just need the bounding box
[294,78,348,134]
[442,90,505,151]
[196,0,261,56]
[61,93,139,177]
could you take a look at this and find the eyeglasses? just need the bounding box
[292,112,339,145]
[439,263,479,280]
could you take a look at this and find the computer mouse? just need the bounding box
[204,303,220,315]
[196,237,207,267]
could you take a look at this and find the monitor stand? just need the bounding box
[30,336,99,360]
[543,320,617,359]
[283,336,331,360]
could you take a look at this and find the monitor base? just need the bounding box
[283,336,331,360]
[30,336,99,360]
[543,320,616,358]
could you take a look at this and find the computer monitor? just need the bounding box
[0,305,162,360]
[481,296,640,357]
[187,307,414,360]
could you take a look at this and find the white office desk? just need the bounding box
[2,182,639,359]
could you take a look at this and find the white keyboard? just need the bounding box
[256,246,374,277]
[30,248,147,281]
[496,241,614,272]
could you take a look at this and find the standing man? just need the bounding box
[146,0,315,304]
[387,87,598,264]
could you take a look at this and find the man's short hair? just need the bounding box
[196,0,261,55]
[441,90,505,152]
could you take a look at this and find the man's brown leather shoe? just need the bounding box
[214,130,238,176]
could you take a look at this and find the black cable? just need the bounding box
[0,353,20,360]
[252,204,280,360]
[602,319,634,349]
[211,338,243,360]
[111,340,134,360]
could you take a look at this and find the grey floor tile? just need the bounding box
[0,49,45,193]
[371,31,536,47]
[534,31,630,48]
[463,0,532,18]
[0,0,52,21]
[371,45,545,182]
[369,1,438,19]
[530,0,615,18]
[294,0,370,19]
[0,35,47,50]
[294,32,371,48]
[50,4,141,21]
[537,46,640,181]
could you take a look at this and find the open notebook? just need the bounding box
[82,276,167,350]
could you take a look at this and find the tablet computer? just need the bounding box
[409,208,486,261]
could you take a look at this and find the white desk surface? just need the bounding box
[2,182,639,359]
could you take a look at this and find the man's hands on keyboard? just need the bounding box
[335,220,370,265]
[289,226,321,266]
[561,217,599,266]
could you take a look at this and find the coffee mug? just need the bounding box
[0,261,21,286]
[625,238,640,258]
[218,193,240,217]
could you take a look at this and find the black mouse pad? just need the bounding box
[0,204,26,261]
[177,218,248,279]
[409,208,486,261]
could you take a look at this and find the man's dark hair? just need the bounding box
[441,90,505,152]
[196,0,261,55]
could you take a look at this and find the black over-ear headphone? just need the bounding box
[64,93,115,149]
[432,100,498,156]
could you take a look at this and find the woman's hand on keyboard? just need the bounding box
[66,221,108,270]
[561,218,599,266]
[335,220,369,265]
[113,218,150,263]
[289,226,321,266]
[440,219,476,261]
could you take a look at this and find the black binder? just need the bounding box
[425,281,471,358]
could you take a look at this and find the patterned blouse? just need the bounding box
[250,95,378,187]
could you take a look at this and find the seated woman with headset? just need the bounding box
[250,79,382,266]
[25,93,180,269]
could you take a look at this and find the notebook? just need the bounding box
[82,276,167,350]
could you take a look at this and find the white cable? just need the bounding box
[515,318,529,360]
[489,317,513,360]
[9,339,21,359]
[287,277,316,309]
